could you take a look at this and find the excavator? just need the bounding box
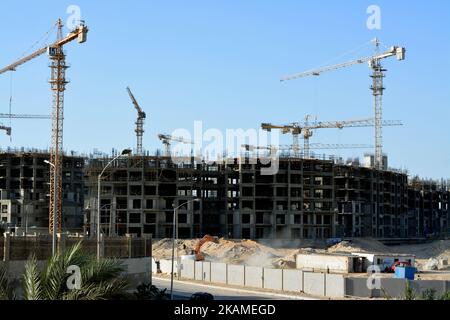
[194,235,219,261]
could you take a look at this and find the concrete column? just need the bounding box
[3,232,10,261]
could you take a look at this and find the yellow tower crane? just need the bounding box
[0,19,88,234]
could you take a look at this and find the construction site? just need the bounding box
[0,5,449,301]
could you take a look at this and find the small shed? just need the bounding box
[295,252,367,273]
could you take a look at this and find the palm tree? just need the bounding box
[23,242,129,300]
[0,265,15,300]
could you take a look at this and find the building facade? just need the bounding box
[84,155,450,240]
[0,151,84,233]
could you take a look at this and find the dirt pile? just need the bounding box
[152,237,450,272]
[152,238,299,267]
[327,238,392,254]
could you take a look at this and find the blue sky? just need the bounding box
[0,0,448,179]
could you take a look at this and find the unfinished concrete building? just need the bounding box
[0,150,84,233]
[334,165,409,238]
[407,179,449,237]
[84,154,450,240]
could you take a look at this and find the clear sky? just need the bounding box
[0,0,448,179]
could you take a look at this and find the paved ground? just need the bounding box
[151,276,316,300]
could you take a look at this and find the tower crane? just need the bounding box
[260,123,302,157]
[241,143,372,158]
[0,19,88,234]
[126,87,146,156]
[0,113,51,119]
[158,134,194,158]
[281,39,406,169]
[262,115,402,159]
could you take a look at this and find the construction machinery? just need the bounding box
[262,115,402,159]
[194,235,219,261]
[0,19,88,234]
[281,39,405,169]
[126,87,146,156]
[158,134,194,158]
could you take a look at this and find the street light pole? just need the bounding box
[97,149,132,260]
[44,160,57,256]
[170,198,200,300]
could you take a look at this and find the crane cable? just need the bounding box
[17,22,57,61]
[309,40,374,72]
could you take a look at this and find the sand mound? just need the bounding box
[152,238,297,267]
[152,237,450,272]
[327,238,392,254]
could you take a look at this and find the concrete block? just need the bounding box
[346,277,383,297]
[282,269,303,293]
[180,259,195,279]
[159,259,177,274]
[263,268,283,291]
[122,257,150,274]
[227,264,245,286]
[195,261,203,281]
[325,273,345,298]
[202,262,211,282]
[411,280,446,297]
[211,262,227,284]
[245,266,263,288]
[303,272,325,296]
[380,278,407,298]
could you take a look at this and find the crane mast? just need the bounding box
[0,19,88,234]
[281,39,405,169]
[126,87,146,156]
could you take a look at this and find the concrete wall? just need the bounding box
[245,266,263,288]
[263,268,283,291]
[195,261,203,281]
[159,259,177,274]
[121,257,151,287]
[227,264,245,286]
[2,234,151,261]
[325,273,345,298]
[303,272,326,296]
[0,257,151,297]
[180,259,195,280]
[296,254,351,273]
[411,280,447,297]
[282,269,303,293]
[202,262,211,282]
[210,262,227,284]
[151,258,158,274]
